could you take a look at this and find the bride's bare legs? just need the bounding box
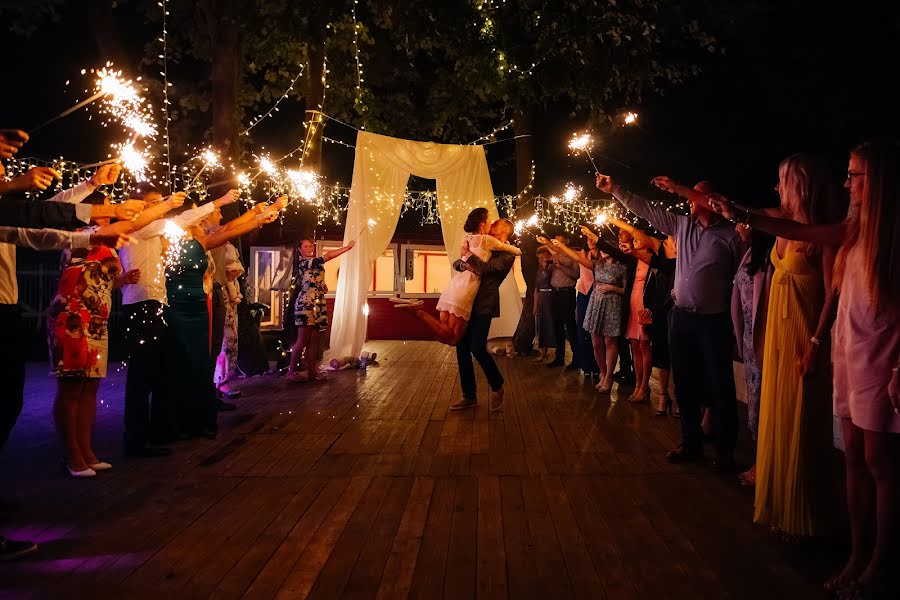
[403,307,467,346]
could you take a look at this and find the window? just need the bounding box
[403,248,452,295]
[248,246,287,329]
[319,242,397,296]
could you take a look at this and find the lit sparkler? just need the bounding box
[623,112,638,126]
[286,168,321,202]
[161,219,187,269]
[567,131,600,173]
[562,183,582,203]
[592,208,617,237]
[187,147,221,188]
[117,141,151,182]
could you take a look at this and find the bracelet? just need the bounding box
[810,336,821,347]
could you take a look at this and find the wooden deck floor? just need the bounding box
[1,340,840,599]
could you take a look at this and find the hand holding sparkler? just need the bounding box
[706,193,742,222]
[0,166,60,193]
[0,130,28,159]
[213,189,240,208]
[579,225,599,243]
[162,192,186,211]
[651,176,681,195]
[89,231,136,250]
[88,163,122,188]
[113,200,146,221]
[595,172,614,194]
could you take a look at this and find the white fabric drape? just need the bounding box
[328,131,522,359]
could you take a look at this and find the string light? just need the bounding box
[160,0,173,189]
[241,65,306,136]
[351,0,366,127]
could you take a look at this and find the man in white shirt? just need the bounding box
[120,186,238,456]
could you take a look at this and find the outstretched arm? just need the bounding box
[96,193,185,236]
[324,240,356,262]
[609,217,660,253]
[205,197,287,250]
[546,237,592,269]
[708,194,846,246]
[597,173,679,235]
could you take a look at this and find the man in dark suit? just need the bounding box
[450,218,516,412]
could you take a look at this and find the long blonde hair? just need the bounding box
[777,153,842,254]
[833,139,900,312]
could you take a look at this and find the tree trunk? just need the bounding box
[88,0,126,64]
[207,0,241,220]
[302,45,327,170]
[512,107,537,356]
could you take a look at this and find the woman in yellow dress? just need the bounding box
[753,154,844,539]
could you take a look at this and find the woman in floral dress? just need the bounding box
[287,237,356,382]
[549,232,627,393]
[50,192,184,477]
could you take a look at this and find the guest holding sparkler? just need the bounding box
[119,185,238,457]
[157,197,285,441]
[543,232,626,394]
[708,140,900,597]
[49,191,185,478]
[599,173,745,470]
[287,236,356,383]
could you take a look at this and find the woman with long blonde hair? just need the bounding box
[709,140,900,599]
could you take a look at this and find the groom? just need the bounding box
[450,218,516,412]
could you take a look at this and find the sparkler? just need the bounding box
[356,218,378,240]
[31,66,151,133]
[592,208,617,237]
[117,141,151,182]
[161,219,187,269]
[568,132,599,173]
[514,213,543,238]
[187,147,221,188]
[286,168,321,202]
[623,111,638,126]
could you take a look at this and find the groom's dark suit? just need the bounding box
[452,250,515,401]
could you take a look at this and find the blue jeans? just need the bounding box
[576,292,599,373]
[456,314,504,400]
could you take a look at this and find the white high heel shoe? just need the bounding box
[65,465,97,478]
[89,462,112,472]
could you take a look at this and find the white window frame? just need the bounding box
[317,240,401,299]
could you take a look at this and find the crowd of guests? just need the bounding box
[0,129,285,560]
[519,141,899,598]
[2,126,899,597]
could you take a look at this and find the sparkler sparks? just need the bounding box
[161,219,187,269]
[187,147,222,188]
[563,183,582,203]
[623,111,638,125]
[567,131,600,173]
[117,141,150,182]
[286,168,321,202]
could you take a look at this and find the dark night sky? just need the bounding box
[5,0,900,216]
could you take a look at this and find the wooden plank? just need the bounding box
[376,477,436,600]
[407,477,457,599]
[476,475,508,599]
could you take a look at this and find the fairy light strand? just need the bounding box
[351,0,366,128]
[160,0,173,190]
[241,64,306,136]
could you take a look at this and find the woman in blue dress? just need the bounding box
[546,232,626,393]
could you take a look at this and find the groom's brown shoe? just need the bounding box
[450,397,477,411]
[489,388,505,412]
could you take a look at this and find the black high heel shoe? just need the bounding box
[655,395,672,416]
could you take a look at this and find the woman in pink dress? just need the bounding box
[709,139,900,599]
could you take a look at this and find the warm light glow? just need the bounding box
[623,112,638,125]
[562,183,581,203]
[162,220,187,269]
[362,302,370,317]
[200,148,221,168]
[286,168,321,202]
[96,68,141,106]
[593,210,609,227]
[259,155,279,178]
[237,172,250,187]
[568,132,593,152]
[117,142,150,182]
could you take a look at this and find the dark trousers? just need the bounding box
[668,308,738,457]
[124,301,167,450]
[575,292,599,373]
[0,305,26,450]
[550,288,578,363]
[457,314,504,400]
